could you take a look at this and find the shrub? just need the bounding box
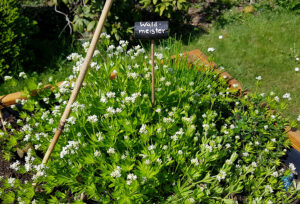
[48,0,189,41]
[0,0,36,80]
[0,37,299,202]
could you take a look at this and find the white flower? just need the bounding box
[191,158,199,166]
[163,117,174,123]
[110,166,121,178]
[156,158,162,164]
[242,152,249,157]
[296,57,299,61]
[225,144,231,149]
[8,177,16,186]
[145,159,151,165]
[107,147,115,154]
[271,171,279,177]
[106,92,116,98]
[67,116,76,125]
[100,96,107,103]
[162,145,168,150]
[205,144,212,152]
[189,81,194,86]
[219,35,223,39]
[154,52,163,60]
[165,81,171,86]
[156,108,161,113]
[94,150,101,157]
[19,72,27,78]
[271,138,276,142]
[127,173,137,181]
[297,115,300,122]
[10,161,20,171]
[107,107,116,115]
[4,75,12,81]
[274,96,279,102]
[289,163,296,171]
[295,67,299,72]
[127,72,139,79]
[282,93,291,100]
[139,124,148,134]
[256,76,262,81]
[87,115,98,123]
[264,125,268,130]
[188,198,195,203]
[216,170,226,181]
[171,135,178,141]
[265,185,273,193]
[148,144,156,151]
[207,47,215,52]
[67,53,82,61]
[178,150,183,155]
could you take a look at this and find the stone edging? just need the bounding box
[1,49,300,152]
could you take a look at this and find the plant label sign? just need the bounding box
[134,21,168,39]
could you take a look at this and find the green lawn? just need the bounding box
[186,11,300,126]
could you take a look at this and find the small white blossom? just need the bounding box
[265,185,273,193]
[94,150,101,157]
[8,177,16,186]
[139,124,148,134]
[106,92,116,98]
[110,166,121,178]
[208,47,215,52]
[256,76,262,81]
[191,158,199,166]
[87,115,98,123]
[289,163,296,171]
[282,93,292,100]
[216,170,226,181]
[148,144,156,151]
[107,147,115,154]
[19,72,27,78]
[271,171,279,177]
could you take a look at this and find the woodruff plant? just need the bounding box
[0,36,299,203]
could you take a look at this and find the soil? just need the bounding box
[0,106,32,184]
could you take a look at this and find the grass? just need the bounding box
[185,11,300,126]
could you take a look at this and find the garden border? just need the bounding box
[1,49,300,152]
[184,50,300,153]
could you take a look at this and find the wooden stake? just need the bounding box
[151,40,155,107]
[0,109,6,132]
[33,0,113,185]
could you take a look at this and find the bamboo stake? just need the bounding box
[0,109,6,132]
[33,0,113,185]
[151,40,155,107]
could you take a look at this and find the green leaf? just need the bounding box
[222,199,235,204]
[87,21,96,32]
[159,5,166,16]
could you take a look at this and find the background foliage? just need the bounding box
[0,0,36,81]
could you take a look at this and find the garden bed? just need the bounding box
[0,40,299,203]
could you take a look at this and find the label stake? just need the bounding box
[151,40,155,107]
